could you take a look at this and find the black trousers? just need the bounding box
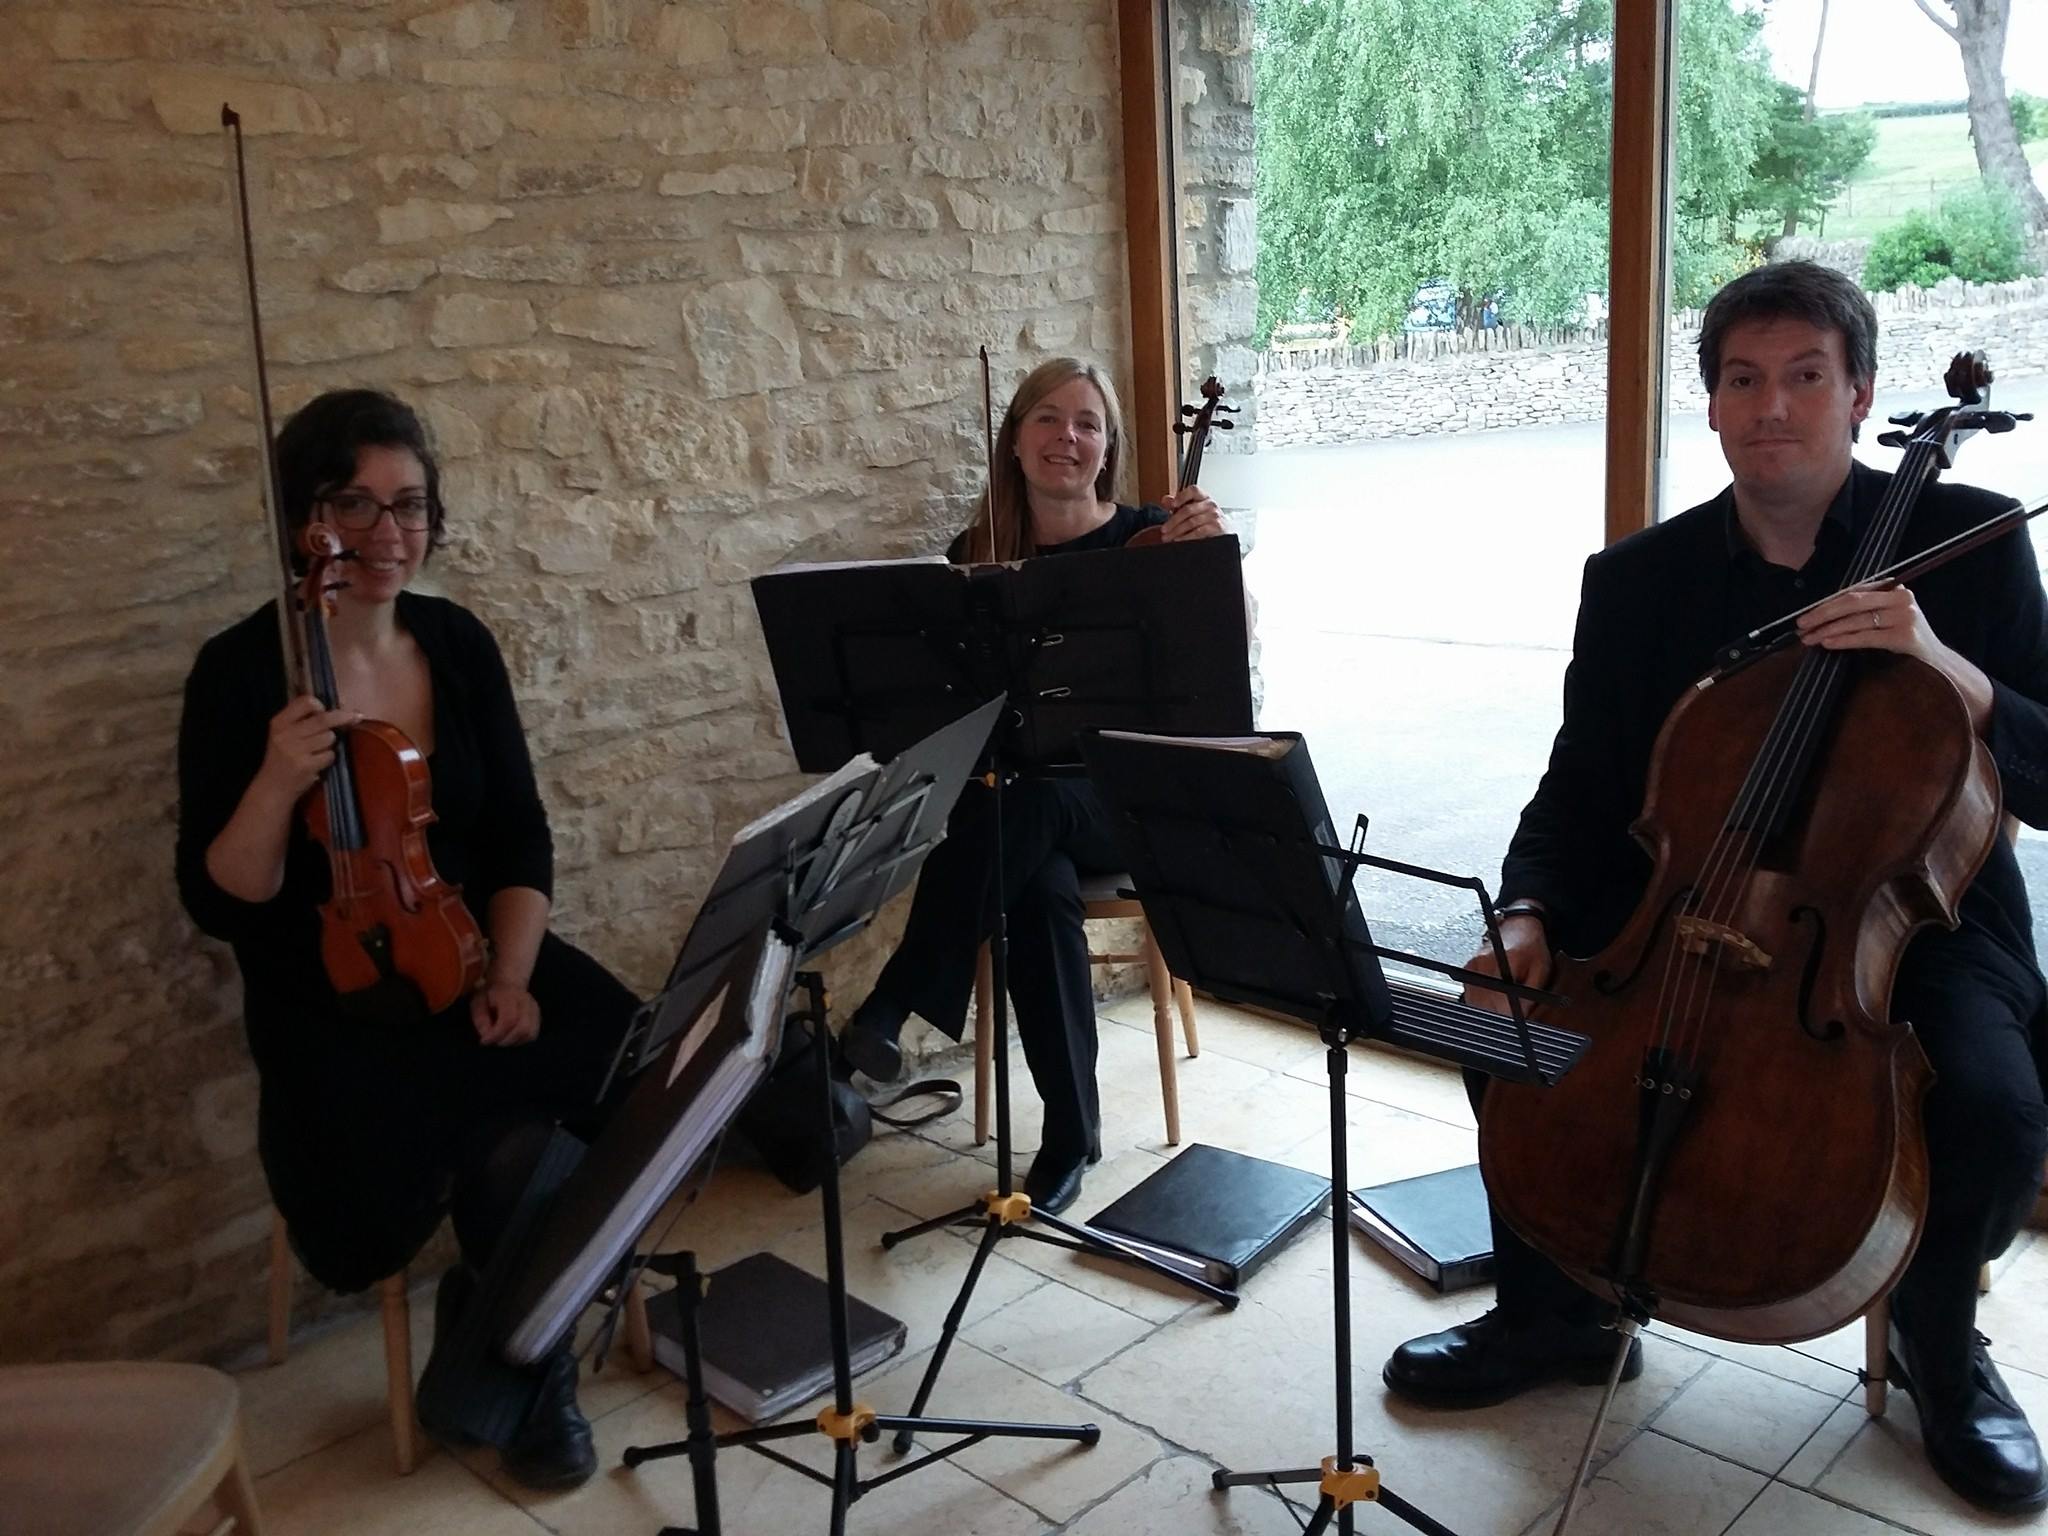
[1479,947,2048,1354]
[873,775,1123,1164]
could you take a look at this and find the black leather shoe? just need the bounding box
[1890,1325,2048,1513]
[838,996,906,1084]
[501,1344,597,1491]
[1025,1149,1086,1215]
[1382,1308,1642,1408]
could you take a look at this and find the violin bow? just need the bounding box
[980,344,998,563]
[221,103,307,701]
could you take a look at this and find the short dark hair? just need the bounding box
[274,389,448,549]
[1697,260,1878,393]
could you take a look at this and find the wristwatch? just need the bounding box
[1491,901,1548,931]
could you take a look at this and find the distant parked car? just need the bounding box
[1403,277,1457,332]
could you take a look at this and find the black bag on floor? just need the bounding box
[738,1022,960,1195]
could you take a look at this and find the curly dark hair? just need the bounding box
[274,388,448,550]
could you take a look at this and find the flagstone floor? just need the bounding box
[220,996,2048,1536]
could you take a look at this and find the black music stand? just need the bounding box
[1080,728,1588,1536]
[751,539,1256,1450]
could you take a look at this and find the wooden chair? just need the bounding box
[0,1361,264,1535]
[1862,1260,1995,1416]
[267,1210,421,1475]
[267,1209,656,1476]
[972,874,1200,1147]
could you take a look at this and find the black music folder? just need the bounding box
[1084,1144,1329,1291]
[1347,1163,1495,1294]
[641,1252,907,1423]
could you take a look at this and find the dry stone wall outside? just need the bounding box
[1,0,1136,1365]
[1257,277,2048,448]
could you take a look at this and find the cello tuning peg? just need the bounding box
[1876,429,1912,449]
[1180,404,1200,419]
[1887,410,1924,427]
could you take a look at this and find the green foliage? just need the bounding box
[2013,91,2047,144]
[1741,85,1877,240]
[1253,0,1781,342]
[1862,186,2039,290]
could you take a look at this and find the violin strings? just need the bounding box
[1658,440,1940,1066]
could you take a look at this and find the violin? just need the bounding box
[223,105,486,1018]
[1126,376,1235,549]
[1478,352,2024,1345]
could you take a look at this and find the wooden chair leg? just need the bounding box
[1980,1260,1994,1295]
[1141,928,1181,1146]
[212,1429,266,1535]
[380,1276,419,1475]
[1864,1295,1891,1417]
[973,942,994,1146]
[1173,978,1199,1057]
[624,1273,654,1373]
[266,1211,292,1366]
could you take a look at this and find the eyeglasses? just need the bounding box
[319,491,435,531]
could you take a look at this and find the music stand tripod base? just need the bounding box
[622,970,1100,1536]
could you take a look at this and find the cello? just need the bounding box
[1479,352,2025,1352]
[223,105,486,1018]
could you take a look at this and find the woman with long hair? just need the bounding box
[837,357,1227,1213]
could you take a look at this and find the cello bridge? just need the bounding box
[1674,915,1773,971]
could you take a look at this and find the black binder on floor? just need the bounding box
[641,1252,907,1424]
[1347,1162,1495,1293]
[1085,1144,1329,1291]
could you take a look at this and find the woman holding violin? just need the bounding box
[1382,263,2048,1514]
[836,356,1227,1214]
[175,388,638,1490]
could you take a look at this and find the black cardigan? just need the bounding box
[176,592,552,1065]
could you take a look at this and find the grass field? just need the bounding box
[1819,110,2048,241]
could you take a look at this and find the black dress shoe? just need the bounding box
[838,996,907,1084]
[501,1344,597,1491]
[1024,1149,1087,1215]
[1890,1325,2048,1513]
[1382,1308,1642,1409]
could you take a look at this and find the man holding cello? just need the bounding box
[1382,261,2048,1514]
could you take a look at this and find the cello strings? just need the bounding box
[1660,440,1940,1066]
[1662,452,1927,1063]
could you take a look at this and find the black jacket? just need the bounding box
[1501,460,2048,986]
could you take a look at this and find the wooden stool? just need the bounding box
[0,1361,263,1535]
[268,1209,655,1476]
[972,877,1200,1147]
[1862,1260,1995,1416]
[267,1210,420,1475]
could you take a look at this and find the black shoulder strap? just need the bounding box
[865,1076,962,1130]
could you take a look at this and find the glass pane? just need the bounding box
[1181,0,1613,969]
[1687,0,2048,954]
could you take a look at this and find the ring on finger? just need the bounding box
[1871,610,1882,630]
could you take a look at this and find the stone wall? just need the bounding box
[0,0,1137,1366]
[1172,0,1255,450]
[1257,277,2048,448]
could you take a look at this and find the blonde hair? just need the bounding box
[963,357,1126,562]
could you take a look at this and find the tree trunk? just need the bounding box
[1805,0,1828,122]
[1932,0,2048,231]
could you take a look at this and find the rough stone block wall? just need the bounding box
[1256,279,2048,449]
[0,0,1135,1366]
[1172,0,1255,451]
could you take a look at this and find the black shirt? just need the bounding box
[946,503,1168,562]
[1501,460,2048,993]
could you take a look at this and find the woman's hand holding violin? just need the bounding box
[259,695,361,800]
[1158,483,1226,542]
